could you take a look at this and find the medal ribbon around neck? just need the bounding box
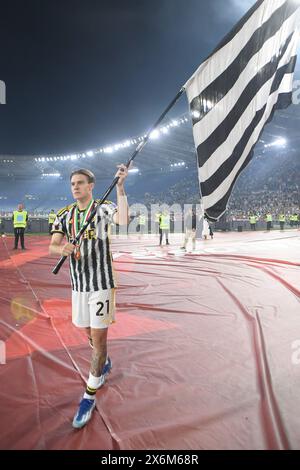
[72,199,94,242]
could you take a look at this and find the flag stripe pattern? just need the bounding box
[185,0,299,220]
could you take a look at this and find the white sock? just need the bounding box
[83,372,103,400]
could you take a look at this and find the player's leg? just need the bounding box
[72,290,114,429]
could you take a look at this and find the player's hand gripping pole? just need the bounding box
[52,87,185,275]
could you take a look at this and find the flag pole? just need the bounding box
[52,86,186,274]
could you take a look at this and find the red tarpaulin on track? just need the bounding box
[0,232,299,449]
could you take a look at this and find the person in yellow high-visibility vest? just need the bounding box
[278,212,286,231]
[48,209,56,235]
[265,213,272,231]
[249,214,258,231]
[154,212,161,234]
[290,213,299,228]
[159,210,170,246]
[12,203,28,249]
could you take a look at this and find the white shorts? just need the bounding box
[72,289,116,329]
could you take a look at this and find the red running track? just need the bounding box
[0,231,300,449]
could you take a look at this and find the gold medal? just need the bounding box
[74,244,81,260]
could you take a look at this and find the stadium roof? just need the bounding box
[1,107,300,181]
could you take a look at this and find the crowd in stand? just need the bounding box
[226,151,300,220]
[130,150,300,224]
[1,150,299,226]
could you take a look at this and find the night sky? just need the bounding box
[0,0,291,155]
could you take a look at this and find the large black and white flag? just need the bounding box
[185,0,300,220]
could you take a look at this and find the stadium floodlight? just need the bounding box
[86,150,94,157]
[264,137,287,148]
[162,127,169,134]
[150,129,160,140]
[192,110,200,119]
[104,147,113,153]
[274,137,287,147]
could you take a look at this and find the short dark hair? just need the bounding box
[70,168,95,183]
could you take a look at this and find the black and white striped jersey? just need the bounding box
[51,200,117,292]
